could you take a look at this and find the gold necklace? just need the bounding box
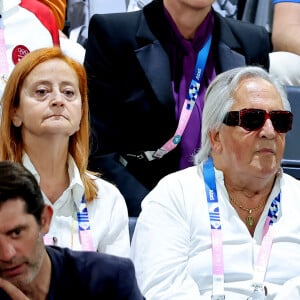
[230,197,265,227]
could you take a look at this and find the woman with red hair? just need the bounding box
[0,47,130,256]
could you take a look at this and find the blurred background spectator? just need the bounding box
[39,0,67,30]
[0,0,59,101]
[270,0,300,86]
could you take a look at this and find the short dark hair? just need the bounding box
[0,161,45,225]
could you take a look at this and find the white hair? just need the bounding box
[194,66,290,165]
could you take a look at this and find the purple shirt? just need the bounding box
[164,8,216,169]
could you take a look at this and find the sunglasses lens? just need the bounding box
[240,109,266,131]
[270,111,293,133]
[223,109,293,133]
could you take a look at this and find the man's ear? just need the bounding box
[209,129,222,154]
[11,109,22,127]
[40,206,53,235]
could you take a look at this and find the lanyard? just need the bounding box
[249,194,280,300]
[152,34,212,160]
[203,157,281,300]
[76,195,94,251]
[44,196,94,251]
[0,15,9,77]
[203,157,225,299]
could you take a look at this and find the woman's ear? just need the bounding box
[209,129,222,154]
[11,109,22,127]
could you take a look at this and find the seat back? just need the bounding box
[282,86,300,179]
[241,0,273,32]
[241,0,258,24]
[129,217,137,242]
[254,0,273,32]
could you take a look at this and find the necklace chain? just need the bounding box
[230,196,265,227]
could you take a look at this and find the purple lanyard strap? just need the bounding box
[149,34,212,160]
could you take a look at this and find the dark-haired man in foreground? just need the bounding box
[0,161,144,300]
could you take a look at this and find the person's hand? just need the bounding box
[0,278,30,300]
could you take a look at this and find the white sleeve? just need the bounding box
[127,0,140,12]
[274,276,300,299]
[60,36,86,64]
[96,181,130,258]
[130,175,201,300]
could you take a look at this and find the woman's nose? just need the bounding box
[50,91,64,106]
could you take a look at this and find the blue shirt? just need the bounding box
[273,0,300,3]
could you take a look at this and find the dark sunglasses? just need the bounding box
[223,108,293,133]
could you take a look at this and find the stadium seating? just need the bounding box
[282,86,300,179]
[241,0,273,32]
[129,217,137,242]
